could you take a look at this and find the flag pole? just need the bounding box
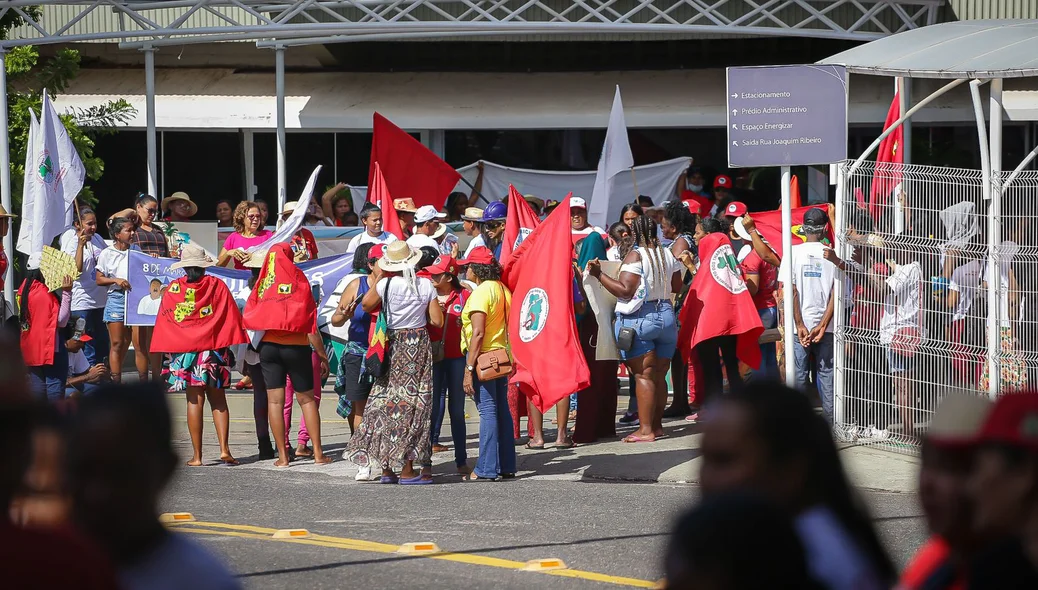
[780,165,795,387]
[630,167,640,197]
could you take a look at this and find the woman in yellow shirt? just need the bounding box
[460,247,516,481]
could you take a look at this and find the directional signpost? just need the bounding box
[726,64,849,387]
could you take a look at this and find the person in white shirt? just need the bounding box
[569,197,607,246]
[344,203,398,259]
[461,207,486,259]
[406,205,447,253]
[779,208,839,423]
[877,248,924,438]
[60,208,110,367]
[65,334,107,398]
[606,221,630,262]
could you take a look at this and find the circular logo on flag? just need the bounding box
[513,227,533,250]
[36,151,55,185]
[519,288,549,343]
[709,244,747,295]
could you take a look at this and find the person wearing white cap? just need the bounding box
[345,202,398,259]
[406,205,447,252]
[568,196,606,247]
[19,253,74,401]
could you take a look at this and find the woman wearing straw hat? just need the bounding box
[162,191,198,223]
[346,241,444,484]
[151,244,247,466]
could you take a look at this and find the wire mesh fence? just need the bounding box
[833,160,1038,454]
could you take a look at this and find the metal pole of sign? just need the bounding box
[144,45,158,198]
[275,46,287,214]
[0,49,13,314]
[781,165,795,387]
[988,79,1004,400]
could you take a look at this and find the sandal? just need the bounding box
[525,442,545,450]
[463,473,499,482]
[399,474,433,485]
[431,444,449,453]
[622,434,656,443]
[553,440,575,450]
[379,474,399,484]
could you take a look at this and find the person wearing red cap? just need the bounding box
[710,174,734,217]
[966,391,1038,588]
[425,254,471,474]
[65,332,107,398]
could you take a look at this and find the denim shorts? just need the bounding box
[103,290,126,323]
[886,347,913,375]
[614,300,677,361]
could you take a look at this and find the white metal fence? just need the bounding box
[833,160,1038,453]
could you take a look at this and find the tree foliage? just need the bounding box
[3,10,135,210]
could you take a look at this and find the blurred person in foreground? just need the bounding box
[664,492,822,590]
[68,383,240,590]
[699,381,894,590]
[965,391,1038,588]
[899,394,994,590]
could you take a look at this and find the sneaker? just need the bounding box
[355,466,373,481]
[867,427,891,441]
[619,412,639,425]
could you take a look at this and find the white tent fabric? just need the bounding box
[346,158,691,211]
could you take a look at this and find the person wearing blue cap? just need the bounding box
[478,201,508,260]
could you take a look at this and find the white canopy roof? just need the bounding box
[818,19,1038,79]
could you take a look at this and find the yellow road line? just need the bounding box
[171,520,656,588]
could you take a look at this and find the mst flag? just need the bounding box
[503,198,589,413]
[369,112,462,210]
[678,233,764,369]
[367,161,404,240]
[243,243,317,333]
[869,93,903,223]
[742,204,833,259]
[17,91,85,256]
[587,85,634,229]
[150,275,247,353]
[500,184,542,266]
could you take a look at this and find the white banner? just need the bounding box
[250,165,321,253]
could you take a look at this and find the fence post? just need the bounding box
[833,161,848,430]
[987,79,1004,399]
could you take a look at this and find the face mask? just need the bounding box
[688,183,703,193]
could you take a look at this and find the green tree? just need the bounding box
[3,9,135,210]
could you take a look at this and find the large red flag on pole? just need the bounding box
[369,112,462,210]
[503,199,590,413]
[500,184,543,267]
[738,204,833,259]
[869,93,903,223]
[677,232,764,368]
[368,162,404,240]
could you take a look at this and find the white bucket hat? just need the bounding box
[170,243,215,270]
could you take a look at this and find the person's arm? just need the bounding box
[361,268,385,313]
[74,231,88,272]
[57,278,73,327]
[95,267,129,290]
[740,215,781,267]
[321,183,347,222]
[810,286,836,342]
[587,251,641,300]
[791,283,809,346]
[670,236,690,259]
[744,271,760,296]
[427,298,445,329]
[307,331,330,379]
[468,162,485,207]
[330,280,360,327]
[462,310,487,396]
[821,247,848,272]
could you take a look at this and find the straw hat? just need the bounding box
[280,200,301,217]
[393,198,418,213]
[170,243,215,270]
[431,223,448,240]
[523,195,545,212]
[461,207,484,222]
[378,241,422,272]
[162,192,199,217]
[0,203,18,219]
[243,249,269,269]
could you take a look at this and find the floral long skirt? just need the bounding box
[345,328,433,469]
[168,349,234,392]
[980,327,1029,393]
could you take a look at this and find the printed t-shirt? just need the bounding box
[461,280,512,355]
[290,228,319,262]
[428,288,469,359]
[779,242,838,333]
[222,230,274,270]
[60,229,109,311]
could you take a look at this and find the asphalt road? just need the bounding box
[163,461,927,589]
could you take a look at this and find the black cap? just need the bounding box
[802,208,828,233]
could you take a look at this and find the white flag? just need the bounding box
[246,165,322,253]
[16,91,86,256]
[15,111,40,256]
[588,85,634,229]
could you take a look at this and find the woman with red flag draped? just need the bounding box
[243,243,333,467]
[151,244,249,466]
[677,220,764,402]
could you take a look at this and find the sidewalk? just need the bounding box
[165,390,918,493]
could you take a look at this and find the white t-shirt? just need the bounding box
[619,246,683,302]
[95,247,131,293]
[406,233,439,252]
[795,506,886,590]
[59,229,109,311]
[571,226,607,243]
[67,349,90,377]
[137,295,161,316]
[345,231,397,259]
[375,276,436,330]
[463,234,486,258]
[779,242,838,333]
[948,259,983,321]
[606,246,622,262]
[878,261,922,346]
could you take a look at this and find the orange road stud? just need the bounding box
[396,542,442,555]
[159,512,195,524]
[272,529,310,539]
[522,558,568,572]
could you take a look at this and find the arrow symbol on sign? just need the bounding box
[731,93,737,98]
[731,109,737,116]
[732,124,737,130]
[732,141,739,146]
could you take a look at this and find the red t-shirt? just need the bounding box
[290,228,319,262]
[740,250,777,310]
[427,288,468,359]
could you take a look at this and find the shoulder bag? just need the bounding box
[475,282,513,381]
[364,277,392,378]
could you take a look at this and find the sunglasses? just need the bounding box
[142,207,158,215]
[246,214,263,220]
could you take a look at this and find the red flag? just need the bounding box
[243,243,317,333]
[503,199,590,413]
[869,93,903,222]
[151,275,248,354]
[500,184,542,266]
[789,174,802,210]
[678,233,764,369]
[369,112,462,210]
[743,205,833,259]
[368,162,404,240]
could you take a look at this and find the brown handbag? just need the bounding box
[476,348,512,381]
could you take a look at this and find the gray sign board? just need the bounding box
[727,65,848,168]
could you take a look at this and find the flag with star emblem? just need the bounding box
[151,275,247,353]
[869,93,903,223]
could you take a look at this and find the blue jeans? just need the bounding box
[66,382,101,397]
[29,346,69,403]
[794,332,835,422]
[751,307,779,381]
[70,308,109,366]
[472,375,516,479]
[431,357,468,467]
[615,300,678,361]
